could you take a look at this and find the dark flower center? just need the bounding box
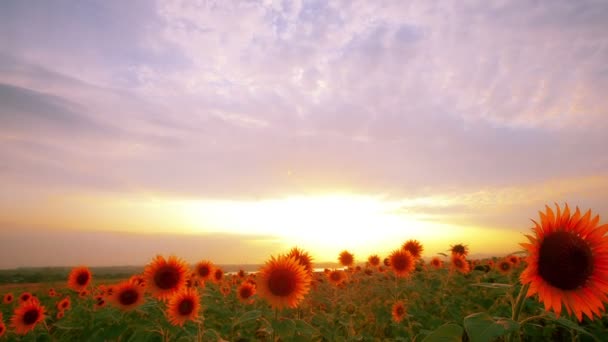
[453,259,464,268]
[61,301,69,308]
[23,309,40,325]
[239,287,253,299]
[330,272,342,282]
[198,266,210,277]
[119,289,139,305]
[154,266,180,289]
[21,294,31,301]
[392,254,411,271]
[214,270,223,281]
[178,299,194,315]
[500,262,510,271]
[395,306,404,316]
[538,231,594,290]
[268,268,297,296]
[452,244,467,255]
[76,272,90,286]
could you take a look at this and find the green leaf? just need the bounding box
[463,312,519,342]
[272,318,296,339]
[550,315,599,341]
[421,323,463,342]
[232,309,262,328]
[294,319,319,337]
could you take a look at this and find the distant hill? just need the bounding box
[0,262,344,285]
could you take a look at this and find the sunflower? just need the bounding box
[327,269,346,286]
[389,249,415,277]
[11,300,46,335]
[56,311,64,320]
[194,260,215,282]
[213,268,224,283]
[129,274,146,287]
[166,288,201,326]
[237,282,256,303]
[451,254,470,274]
[3,293,13,304]
[144,255,188,300]
[220,284,231,297]
[520,204,608,321]
[402,240,424,259]
[383,257,391,266]
[19,292,33,303]
[430,257,443,269]
[0,321,5,337]
[368,254,380,267]
[48,288,56,297]
[391,301,407,323]
[497,259,512,275]
[338,251,355,267]
[67,266,92,292]
[56,297,71,311]
[508,255,520,265]
[257,255,311,309]
[450,243,469,257]
[287,247,314,275]
[238,269,247,278]
[111,281,145,311]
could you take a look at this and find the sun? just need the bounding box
[180,194,425,258]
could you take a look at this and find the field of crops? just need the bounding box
[1,204,608,341]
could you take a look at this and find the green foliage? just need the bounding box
[0,260,606,341]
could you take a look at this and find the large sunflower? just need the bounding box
[67,266,92,292]
[450,254,470,274]
[237,282,256,303]
[429,257,443,269]
[194,260,215,282]
[367,254,381,267]
[391,300,407,323]
[497,259,512,275]
[450,243,469,257]
[144,255,188,300]
[520,204,608,321]
[19,292,33,303]
[338,251,355,267]
[111,281,145,311]
[389,249,415,277]
[257,255,311,309]
[287,247,314,275]
[327,269,346,286]
[402,240,424,259]
[56,297,71,311]
[166,288,201,326]
[10,300,46,335]
[3,293,13,304]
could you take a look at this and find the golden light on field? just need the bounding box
[1,189,525,263]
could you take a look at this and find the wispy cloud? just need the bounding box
[0,1,607,266]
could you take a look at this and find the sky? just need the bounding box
[1,0,607,269]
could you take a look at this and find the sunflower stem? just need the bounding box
[512,283,530,322]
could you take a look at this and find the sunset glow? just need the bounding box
[1,1,607,268]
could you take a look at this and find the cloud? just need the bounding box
[0,0,606,201]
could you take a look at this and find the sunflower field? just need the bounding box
[1,204,608,341]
